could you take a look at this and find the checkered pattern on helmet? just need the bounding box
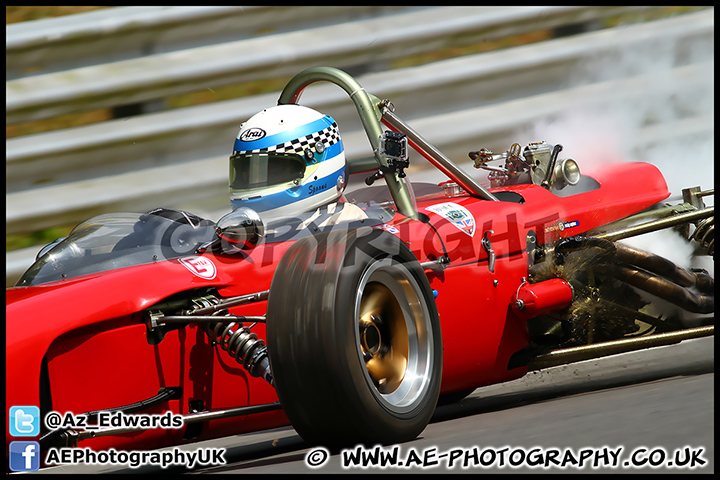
[241,122,340,155]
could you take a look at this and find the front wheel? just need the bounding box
[267,227,442,447]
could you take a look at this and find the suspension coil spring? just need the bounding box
[207,321,273,385]
[690,216,714,256]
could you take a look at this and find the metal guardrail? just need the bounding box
[5,6,714,286]
[6,6,420,80]
[6,6,658,123]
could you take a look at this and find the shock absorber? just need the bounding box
[207,321,273,386]
[145,292,274,384]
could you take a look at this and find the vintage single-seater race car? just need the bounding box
[6,67,714,466]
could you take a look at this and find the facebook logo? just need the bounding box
[9,405,40,437]
[9,441,41,472]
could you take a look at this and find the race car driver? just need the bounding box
[228,104,367,225]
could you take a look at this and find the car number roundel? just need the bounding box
[179,256,217,280]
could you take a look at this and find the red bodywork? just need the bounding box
[6,161,669,454]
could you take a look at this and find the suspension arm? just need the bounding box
[592,206,713,242]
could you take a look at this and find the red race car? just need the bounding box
[6,67,714,466]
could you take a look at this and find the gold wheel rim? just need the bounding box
[358,282,409,394]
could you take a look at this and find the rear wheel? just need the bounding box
[267,227,442,446]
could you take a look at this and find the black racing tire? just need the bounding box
[266,227,442,447]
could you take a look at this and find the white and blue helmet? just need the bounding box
[229,104,346,217]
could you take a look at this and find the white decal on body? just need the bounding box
[179,256,217,280]
[426,202,476,237]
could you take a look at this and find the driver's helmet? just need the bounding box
[229,104,346,217]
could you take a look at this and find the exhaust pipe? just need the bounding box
[598,264,714,314]
[612,242,714,294]
[554,236,714,314]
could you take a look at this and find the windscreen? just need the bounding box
[16,212,216,287]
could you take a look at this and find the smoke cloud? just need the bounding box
[516,15,713,275]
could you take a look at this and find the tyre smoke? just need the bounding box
[516,13,714,275]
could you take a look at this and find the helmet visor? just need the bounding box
[230,152,306,190]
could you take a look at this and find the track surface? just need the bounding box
[39,335,713,474]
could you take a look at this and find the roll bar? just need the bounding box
[278,66,498,219]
